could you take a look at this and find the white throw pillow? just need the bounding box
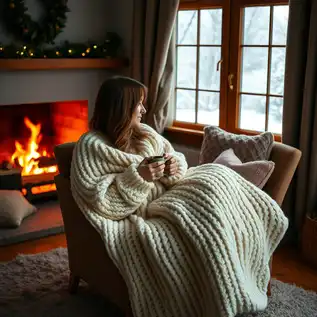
[0,190,37,228]
[213,149,275,189]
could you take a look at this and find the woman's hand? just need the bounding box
[163,153,178,176]
[137,158,165,182]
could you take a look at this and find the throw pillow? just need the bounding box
[0,190,37,228]
[213,148,275,189]
[199,126,274,164]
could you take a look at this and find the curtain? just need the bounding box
[282,0,317,239]
[131,0,179,133]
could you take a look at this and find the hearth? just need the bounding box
[0,100,88,201]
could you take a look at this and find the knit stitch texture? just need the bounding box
[70,124,288,317]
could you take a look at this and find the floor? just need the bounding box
[1,234,317,293]
[0,200,63,246]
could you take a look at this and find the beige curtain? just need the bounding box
[131,0,179,132]
[283,0,317,238]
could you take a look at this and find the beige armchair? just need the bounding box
[54,141,301,315]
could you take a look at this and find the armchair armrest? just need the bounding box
[263,142,301,206]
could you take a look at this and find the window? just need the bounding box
[175,0,289,137]
[176,9,223,126]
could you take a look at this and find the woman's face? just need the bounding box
[132,94,146,127]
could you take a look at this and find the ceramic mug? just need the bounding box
[147,156,166,164]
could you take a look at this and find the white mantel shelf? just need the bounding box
[0,58,129,71]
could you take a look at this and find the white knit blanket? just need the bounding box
[70,124,288,317]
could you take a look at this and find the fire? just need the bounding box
[11,117,57,176]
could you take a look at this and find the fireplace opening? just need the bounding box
[0,101,88,201]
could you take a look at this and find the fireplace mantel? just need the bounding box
[0,58,129,71]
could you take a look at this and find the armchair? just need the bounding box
[54,141,301,314]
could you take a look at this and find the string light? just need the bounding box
[1,2,120,59]
[0,34,122,59]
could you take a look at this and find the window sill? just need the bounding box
[165,126,204,136]
[163,126,204,147]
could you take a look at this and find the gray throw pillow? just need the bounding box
[0,190,37,228]
[200,126,274,164]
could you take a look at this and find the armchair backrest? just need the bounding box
[54,142,76,179]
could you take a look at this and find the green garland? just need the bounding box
[2,0,69,46]
[0,33,122,59]
[0,0,123,59]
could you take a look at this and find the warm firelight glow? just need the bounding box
[31,184,57,194]
[21,184,56,196]
[11,117,57,176]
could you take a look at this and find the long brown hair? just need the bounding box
[89,76,148,151]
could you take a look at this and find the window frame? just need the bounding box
[172,0,289,142]
[176,0,231,129]
[228,0,288,141]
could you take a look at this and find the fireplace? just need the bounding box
[0,100,88,200]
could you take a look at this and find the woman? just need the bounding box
[88,76,186,189]
[70,76,288,317]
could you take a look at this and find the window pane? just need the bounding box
[199,47,221,90]
[241,47,268,94]
[175,89,196,123]
[268,97,283,134]
[200,9,222,45]
[272,6,289,45]
[177,47,197,89]
[197,91,219,125]
[270,48,286,95]
[177,10,198,45]
[243,7,270,45]
[239,94,266,131]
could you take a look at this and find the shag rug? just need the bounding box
[0,248,317,317]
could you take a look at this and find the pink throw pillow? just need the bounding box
[213,149,275,189]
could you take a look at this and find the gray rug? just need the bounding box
[0,248,316,317]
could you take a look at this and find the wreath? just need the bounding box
[2,0,70,46]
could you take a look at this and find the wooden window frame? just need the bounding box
[228,0,288,142]
[171,0,288,143]
[175,0,230,130]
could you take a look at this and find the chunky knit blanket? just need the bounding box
[70,124,288,317]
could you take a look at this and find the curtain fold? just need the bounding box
[131,0,179,132]
[282,0,317,239]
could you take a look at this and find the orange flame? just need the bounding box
[11,117,57,176]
